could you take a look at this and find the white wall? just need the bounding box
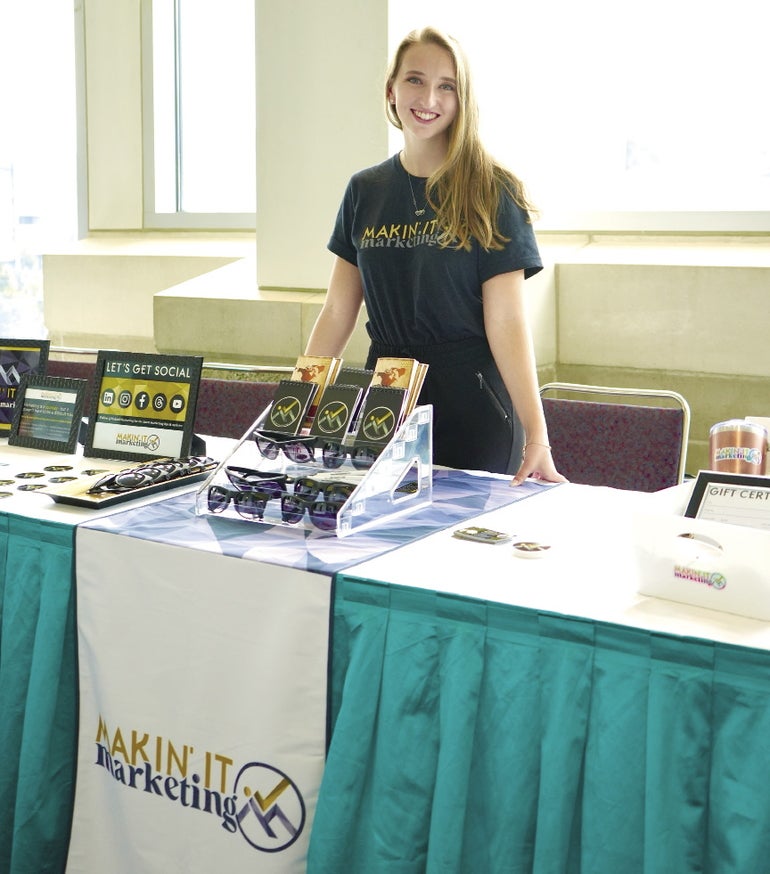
[255,0,388,290]
[84,0,143,229]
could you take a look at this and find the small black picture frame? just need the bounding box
[0,338,51,432]
[8,375,87,454]
[83,350,203,462]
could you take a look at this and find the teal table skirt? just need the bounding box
[308,575,770,874]
[0,514,78,874]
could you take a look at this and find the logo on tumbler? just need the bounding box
[714,446,762,466]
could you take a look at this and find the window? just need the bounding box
[389,0,770,232]
[143,0,256,229]
[0,0,78,336]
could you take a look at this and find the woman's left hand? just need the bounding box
[510,443,568,487]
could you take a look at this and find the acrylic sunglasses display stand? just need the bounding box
[194,404,433,537]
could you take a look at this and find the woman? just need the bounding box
[304,26,565,486]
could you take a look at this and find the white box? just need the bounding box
[635,511,770,621]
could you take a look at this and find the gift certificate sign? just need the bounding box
[685,471,770,531]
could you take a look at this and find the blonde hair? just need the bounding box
[385,27,536,252]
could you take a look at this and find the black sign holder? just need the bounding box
[8,374,87,454]
[83,351,203,462]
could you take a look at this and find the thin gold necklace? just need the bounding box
[405,172,427,217]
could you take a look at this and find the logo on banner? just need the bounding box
[233,762,305,851]
[114,432,161,451]
[93,717,306,853]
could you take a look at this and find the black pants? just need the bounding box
[366,336,523,475]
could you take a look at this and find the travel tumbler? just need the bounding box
[709,419,767,474]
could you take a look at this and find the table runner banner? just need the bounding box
[80,470,551,575]
[67,528,331,874]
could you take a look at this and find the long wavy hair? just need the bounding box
[385,27,536,252]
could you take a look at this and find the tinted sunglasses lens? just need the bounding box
[351,447,378,470]
[321,442,345,469]
[310,501,341,531]
[322,483,354,503]
[233,491,267,519]
[284,440,315,463]
[135,465,167,482]
[207,485,230,513]
[293,477,319,498]
[115,470,154,489]
[280,495,305,524]
[255,435,280,459]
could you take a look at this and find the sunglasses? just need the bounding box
[207,485,272,520]
[318,441,381,471]
[225,466,291,498]
[292,476,356,503]
[253,430,317,464]
[88,456,215,495]
[279,493,346,531]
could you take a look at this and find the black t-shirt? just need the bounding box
[328,153,543,346]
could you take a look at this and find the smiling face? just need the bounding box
[387,41,458,151]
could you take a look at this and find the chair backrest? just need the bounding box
[540,382,691,492]
[193,378,276,439]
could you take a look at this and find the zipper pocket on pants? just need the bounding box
[476,371,510,424]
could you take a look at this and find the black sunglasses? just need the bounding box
[207,485,272,520]
[253,430,317,464]
[88,456,215,495]
[225,466,292,498]
[318,441,381,470]
[279,492,346,531]
[88,468,158,493]
[292,476,356,503]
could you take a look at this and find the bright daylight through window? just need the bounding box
[0,1,77,336]
[146,0,256,227]
[389,0,770,231]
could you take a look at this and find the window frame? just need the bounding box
[140,0,256,231]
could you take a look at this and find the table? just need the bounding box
[307,483,770,874]
[9,442,770,873]
[0,441,229,874]
[0,450,537,874]
[0,443,150,874]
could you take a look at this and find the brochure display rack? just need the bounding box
[194,405,433,537]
